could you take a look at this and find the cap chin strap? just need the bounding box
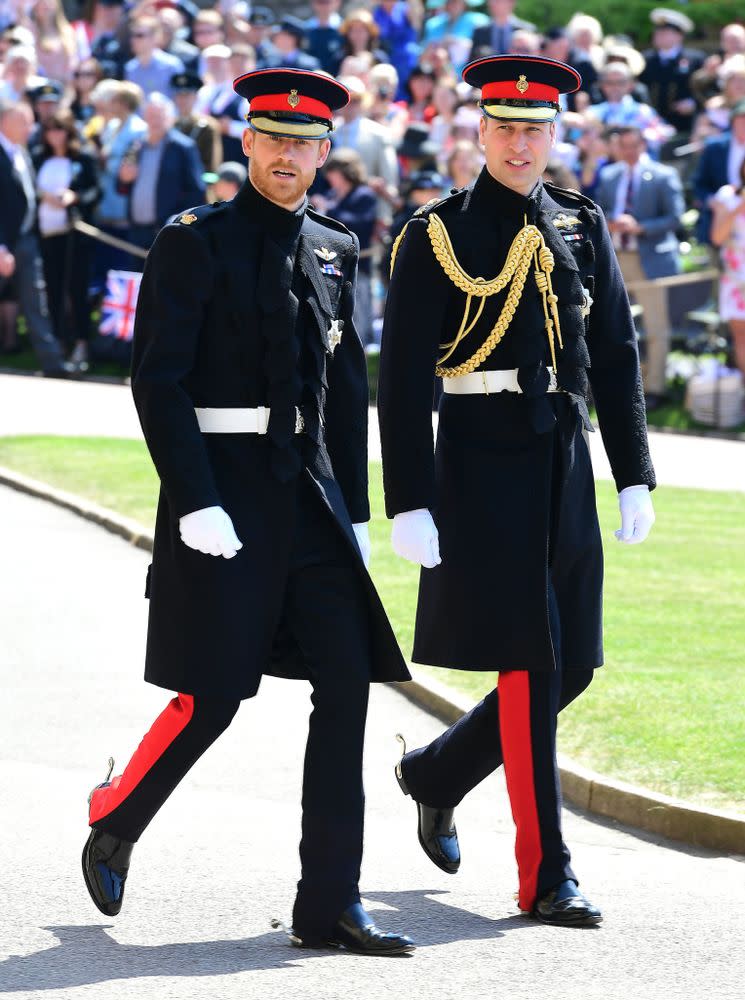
[247,114,332,139]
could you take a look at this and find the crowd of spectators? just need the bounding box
[0,0,744,393]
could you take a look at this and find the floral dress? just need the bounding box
[714,185,745,320]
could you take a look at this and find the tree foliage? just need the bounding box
[515,0,742,47]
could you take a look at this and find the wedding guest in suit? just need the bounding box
[0,99,73,375]
[118,92,204,260]
[595,125,684,407]
[468,0,535,62]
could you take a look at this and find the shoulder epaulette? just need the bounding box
[413,186,468,218]
[170,201,228,228]
[543,182,597,210]
[306,206,353,239]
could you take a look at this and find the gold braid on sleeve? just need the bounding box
[422,212,563,377]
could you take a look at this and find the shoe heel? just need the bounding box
[394,734,410,796]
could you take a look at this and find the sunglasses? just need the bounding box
[75,70,97,77]
[131,31,151,39]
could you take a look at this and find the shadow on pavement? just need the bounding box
[0,890,543,991]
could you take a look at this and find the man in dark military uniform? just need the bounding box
[81,67,414,957]
[171,71,222,174]
[638,7,705,137]
[378,55,657,926]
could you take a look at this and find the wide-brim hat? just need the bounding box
[462,55,581,123]
[603,36,646,78]
[340,9,380,39]
[650,7,693,35]
[234,67,350,139]
[170,71,203,93]
[397,123,439,159]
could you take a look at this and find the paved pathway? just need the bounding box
[1,373,744,492]
[0,487,743,1000]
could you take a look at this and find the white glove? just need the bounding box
[615,485,655,545]
[352,522,371,568]
[179,505,243,558]
[391,508,441,568]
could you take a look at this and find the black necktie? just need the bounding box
[620,168,635,250]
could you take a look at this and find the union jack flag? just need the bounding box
[99,270,142,342]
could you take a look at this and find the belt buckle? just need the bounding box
[294,406,305,434]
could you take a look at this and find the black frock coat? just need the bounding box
[131,179,410,700]
[378,168,656,674]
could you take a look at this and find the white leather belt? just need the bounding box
[442,368,560,395]
[194,406,304,434]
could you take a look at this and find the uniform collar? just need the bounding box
[468,166,544,222]
[233,176,307,235]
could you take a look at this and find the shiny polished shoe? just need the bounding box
[82,828,134,916]
[395,734,460,875]
[82,757,134,916]
[275,903,416,956]
[531,880,603,927]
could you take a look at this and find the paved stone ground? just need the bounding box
[1,486,743,1000]
[1,372,745,491]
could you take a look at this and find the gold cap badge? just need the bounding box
[516,75,529,94]
[179,213,197,225]
[288,89,300,108]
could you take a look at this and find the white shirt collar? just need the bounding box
[0,130,18,159]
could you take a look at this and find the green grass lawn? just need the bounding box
[0,435,743,813]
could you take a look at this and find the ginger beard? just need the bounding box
[243,129,331,210]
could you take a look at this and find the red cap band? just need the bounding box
[481,80,559,103]
[249,92,332,120]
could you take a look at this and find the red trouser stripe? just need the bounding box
[498,672,542,911]
[88,693,195,825]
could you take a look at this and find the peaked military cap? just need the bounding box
[234,67,349,139]
[171,72,203,92]
[649,7,693,35]
[31,80,63,102]
[462,55,581,123]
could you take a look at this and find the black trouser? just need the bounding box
[90,477,371,937]
[401,416,596,909]
[401,667,593,810]
[40,231,91,347]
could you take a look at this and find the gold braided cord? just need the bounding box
[428,212,563,378]
[389,221,411,277]
[389,210,563,379]
[427,212,538,297]
[436,243,536,376]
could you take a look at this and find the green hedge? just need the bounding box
[513,0,738,46]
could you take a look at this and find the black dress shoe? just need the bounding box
[43,360,80,379]
[395,734,460,875]
[82,828,134,916]
[280,904,415,956]
[531,880,602,927]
